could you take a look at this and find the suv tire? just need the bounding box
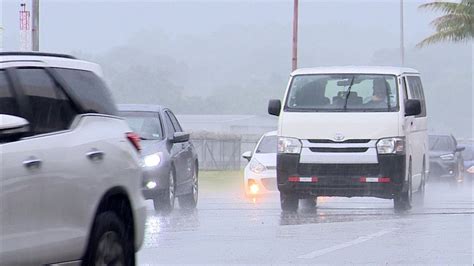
[83,212,134,266]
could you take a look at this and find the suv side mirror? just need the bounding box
[242,151,252,162]
[0,115,29,141]
[405,99,421,117]
[456,146,466,153]
[268,99,282,116]
[170,132,190,143]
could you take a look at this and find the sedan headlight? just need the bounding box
[376,137,405,154]
[142,153,161,167]
[278,137,302,154]
[249,159,266,174]
[440,153,455,161]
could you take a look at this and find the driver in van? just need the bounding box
[365,78,390,108]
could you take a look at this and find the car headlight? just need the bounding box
[278,137,302,154]
[142,153,161,167]
[376,137,405,154]
[440,154,455,161]
[249,159,266,174]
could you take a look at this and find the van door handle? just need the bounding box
[23,157,42,169]
[86,149,105,161]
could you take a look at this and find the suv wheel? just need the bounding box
[394,161,413,212]
[280,192,299,212]
[83,212,134,266]
[179,167,199,209]
[154,170,176,214]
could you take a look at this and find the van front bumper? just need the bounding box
[277,154,406,199]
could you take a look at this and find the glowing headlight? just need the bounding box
[249,159,266,174]
[143,153,161,167]
[278,137,302,154]
[467,166,474,174]
[146,181,157,189]
[440,154,455,161]
[376,137,405,154]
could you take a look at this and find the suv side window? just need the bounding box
[54,68,118,115]
[167,111,183,132]
[0,71,20,116]
[407,76,427,117]
[16,68,78,135]
[163,111,176,137]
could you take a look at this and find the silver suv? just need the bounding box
[0,52,146,265]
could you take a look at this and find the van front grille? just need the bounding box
[309,147,369,153]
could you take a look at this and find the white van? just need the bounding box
[268,66,428,211]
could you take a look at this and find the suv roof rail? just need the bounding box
[0,52,77,59]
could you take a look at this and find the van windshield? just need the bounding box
[285,74,399,112]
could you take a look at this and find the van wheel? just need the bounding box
[280,192,299,212]
[154,170,176,214]
[300,197,317,209]
[179,167,199,209]
[83,212,134,266]
[394,162,413,212]
[413,161,426,206]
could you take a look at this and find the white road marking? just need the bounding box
[297,228,398,259]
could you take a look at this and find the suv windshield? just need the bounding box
[429,136,455,151]
[285,74,398,112]
[256,136,277,154]
[121,111,164,140]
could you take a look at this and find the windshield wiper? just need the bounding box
[343,75,356,110]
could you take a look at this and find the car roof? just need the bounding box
[291,66,419,76]
[263,130,277,137]
[117,104,165,113]
[0,52,103,77]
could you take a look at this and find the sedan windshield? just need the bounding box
[286,74,398,112]
[256,136,277,154]
[120,111,164,140]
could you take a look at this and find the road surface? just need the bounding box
[138,181,473,265]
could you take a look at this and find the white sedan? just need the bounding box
[242,131,278,196]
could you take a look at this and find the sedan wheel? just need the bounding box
[154,170,176,214]
[179,167,199,209]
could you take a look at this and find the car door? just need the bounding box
[163,110,190,191]
[405,75,427,189]
[168,111,194,183]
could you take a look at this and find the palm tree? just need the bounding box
[418,0,474,47]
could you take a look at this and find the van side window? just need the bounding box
[407,76,427,117]
[0,71,20,117]
[16,68,78,135]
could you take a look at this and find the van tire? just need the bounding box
[394,161,413,212]
[413,161,426,206]
[280,192,299,212]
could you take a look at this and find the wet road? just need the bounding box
[138,182,473,265]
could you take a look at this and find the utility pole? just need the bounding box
[292,0,299,71]
[32,0,39,51]
[400,0,405,66]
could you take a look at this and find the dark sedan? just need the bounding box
[428,135,465,184]
[119,104,199,214]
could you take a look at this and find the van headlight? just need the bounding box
[440,154,455,161]
[142,153,161,167]
[376,137,405,154]
[249,159,266,174]
[278,137,302,154]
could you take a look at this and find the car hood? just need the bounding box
[279,112,400,140]
[140,139,167,157]
[253,153,276,167]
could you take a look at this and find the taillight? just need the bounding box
[126,132,141,152]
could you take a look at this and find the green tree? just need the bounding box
[418,0,474,47]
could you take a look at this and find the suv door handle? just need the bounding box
[86,149,105,161]
[23,157,42,168]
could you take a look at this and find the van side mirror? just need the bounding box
[242,151,252,162]
[405,99,421,117]
[0,115,30,141]
[170,132,190,143]
[268,99,282,116]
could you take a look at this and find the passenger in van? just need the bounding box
[294,80,329,107]
[365,78,390,108]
